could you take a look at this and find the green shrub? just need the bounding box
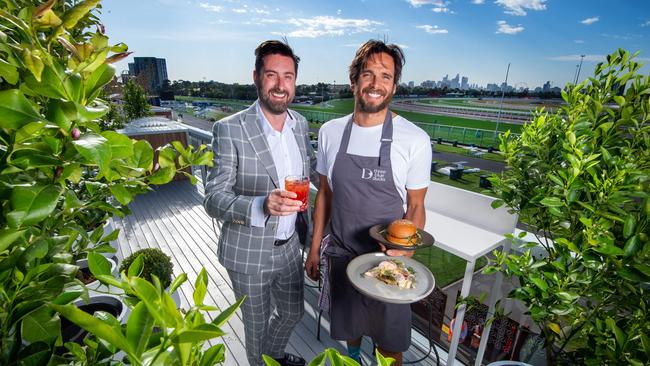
[120,248,174,288]
[490,49,649,364]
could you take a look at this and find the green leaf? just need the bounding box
[127,255,144,277]
[173,324,226,343]
[24,63,68,100]
[375,349,395,366]
[0,58,18,84]
[490,199,504,209]
[157,147,176,169]
[263,355,283,366]
[540,197,563,207]
[0,89,42,129]
[623,216,636,238]
[529,274,549,291]
[168,272,187,295]
[126,301,154,358]
[640,333,650,358]
[21,306,60,343]
[128,277,166,324]
[606,318,627,349]
[556,292,579,302]
[7,185,63,228]
[148,166,175,185]
[109,184,133,205]
[85,63,116,100]
[200,344,226,366]
[193,268,208,306]
[0,228,25,252]
[306,352,327,366]
[131,139,154,170]
[102,131,134,159]
[50,303,138,362]
[88,252,112,277]
[623,235,640,257]
[593,243,624,257]
[61,0,101,29]
[73,132,111,174]
[212,296,246,327]
[548,322,562,335]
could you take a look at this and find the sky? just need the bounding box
[100,0,650,89]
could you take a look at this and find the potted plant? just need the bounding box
[0,1,213,364]
[54,265,244,365]
[488,49,649,364]
[119,248,174,290]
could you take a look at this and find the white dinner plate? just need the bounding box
[346,252,435,304]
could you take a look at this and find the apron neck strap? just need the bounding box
[340,111,394,166]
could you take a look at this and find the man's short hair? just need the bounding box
[254,40,300,75]
[349,40,405,85]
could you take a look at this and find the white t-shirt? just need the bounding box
[316,114,432,204]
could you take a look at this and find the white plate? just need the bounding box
[346,253,435,304]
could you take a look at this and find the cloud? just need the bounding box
[270,16,383,38]
[580,16,599,25]
[640,20,650,27]
[574,39,584,44]
[472,0,485,4]
[232,8,247,13]
[432,6,451,13]
[496,20,524,34]
[495,0,546,16]
[416,24,449,34]
[406,0,446,7]
[406,0,454,13]
[199,2,223,12]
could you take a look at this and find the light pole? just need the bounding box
[575,54,586,85]
[495,62,511,135]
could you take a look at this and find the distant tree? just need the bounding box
[122,79,152,120]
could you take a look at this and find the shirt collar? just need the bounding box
[255,100,295,137]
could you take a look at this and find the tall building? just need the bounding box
[461,76,468,90]
[451,74,460,89]
[127,57,168,93]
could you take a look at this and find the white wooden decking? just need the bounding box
[113,180,442,366]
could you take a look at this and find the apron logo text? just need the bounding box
[361,168,387,182]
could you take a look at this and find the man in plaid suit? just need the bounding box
[204,40,315,366]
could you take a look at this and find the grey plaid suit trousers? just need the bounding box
[228,236,304,366]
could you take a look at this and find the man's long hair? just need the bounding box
[348,40,405,85]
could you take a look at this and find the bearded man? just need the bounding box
[305,40,431,366]
[204,40,316,366]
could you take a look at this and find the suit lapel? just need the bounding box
[240,102,279,188]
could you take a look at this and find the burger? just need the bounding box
[385,219,418,246]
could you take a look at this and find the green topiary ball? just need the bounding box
[119,248,173,288]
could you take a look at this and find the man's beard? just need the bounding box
[257,85,291,114]
[355,86,393,113]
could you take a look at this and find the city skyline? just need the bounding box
[102,0,649,89]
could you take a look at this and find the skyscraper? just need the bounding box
[127,57,168,93]
[461,76,468,90]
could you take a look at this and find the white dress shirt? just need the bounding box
[250,103,303,240]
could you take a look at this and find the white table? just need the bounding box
[423,182,517,365]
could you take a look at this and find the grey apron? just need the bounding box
[325,111,411,352]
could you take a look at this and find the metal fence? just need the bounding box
[301,110,519,148]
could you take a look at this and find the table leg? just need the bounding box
[448,260,475,365]
[474,239,513,366]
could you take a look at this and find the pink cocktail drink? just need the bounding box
[285,175,309,212]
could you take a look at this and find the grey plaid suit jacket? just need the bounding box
[204,101,317,274]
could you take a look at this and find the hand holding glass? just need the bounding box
[285,175,309,212]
